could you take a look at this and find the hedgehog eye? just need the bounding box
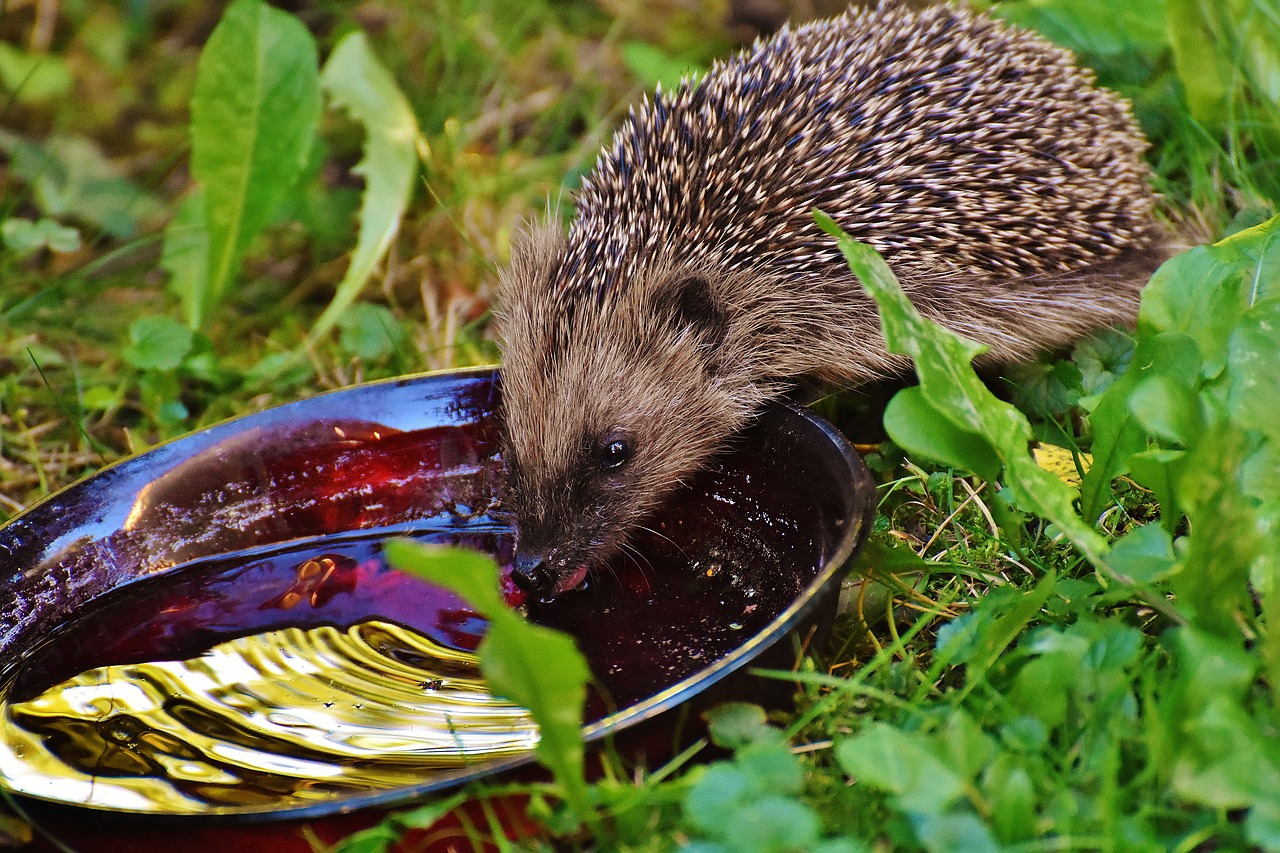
[598,436,632,472]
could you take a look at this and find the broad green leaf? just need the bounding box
[1170,629,1260,806]
[1000,716,1048,752]
[934,610,989,666]
[1174,424,1265,635]
[1177,626,1256,703]
[684,764,755,834]
[1,218,42,253]
[719,794,821,853]
[479,618,589,740]
[1258,500,1280,704]
[942,711,996,783]
[704,702,778,750]
[1010,656,1072,729]
[123,316,195,371]
[1166,0,1232,127]
[1108,522,1177,583]
[1128,373,1204,445]
[1080,332,1200,520]
[1208,213,1280,304]
[912,812,1001,853]
[310,31,423,343]
[816,213,1113,572]
[80,386,117,411]
[1047,577,1105,616]
[1007,357,1085,420]
[1,217,80,254]
[1079,620,1145,694]
[1248,800,1280,852]
[0,43,71,102]
[382,540,507,617]
[812,840,871,853]
[1140,216,1280,374]
[959,572,1057,694]
[1228,298,1280,442]
[1242,443,1280,507]
[138,372,187,424]
[1073,327,1136,398]
[478,617,591,813]
[836,724,966,816]
[735,740,804,796]
[338,303,406,361]
[850,537,935,575]
[1171,695,1280,809]
[1126,448,1185,530]
[883,387,1002,484]
[1139,246,1245,373]
[161,192,210,329]
[984,758,1038,844]
[191,0,321,330]
[384,541,595,828]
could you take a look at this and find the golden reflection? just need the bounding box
[0,621,537,813]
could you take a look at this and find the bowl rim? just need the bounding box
[0,365,875,826]
[0,365,502,533]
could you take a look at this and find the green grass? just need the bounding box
[2,0,1279,850]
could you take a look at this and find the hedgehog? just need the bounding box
[496,2,1167,601]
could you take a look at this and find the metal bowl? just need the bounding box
[0,368,875,851]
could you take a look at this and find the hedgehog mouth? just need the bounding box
[554,564,590,596]
[511,547,591,602]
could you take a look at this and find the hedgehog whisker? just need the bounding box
[634,523,690,561]
[617,540,656,596]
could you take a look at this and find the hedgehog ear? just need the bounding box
[661,274,727,351]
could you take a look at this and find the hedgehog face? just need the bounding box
[497,366,684,601]
[497,255,749,600]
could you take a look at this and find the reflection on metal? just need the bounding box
[0,621,537,814]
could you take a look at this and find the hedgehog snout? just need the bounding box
[511,550,556,599]
[511,546,590,603]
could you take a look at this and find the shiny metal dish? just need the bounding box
[0,367,875,851]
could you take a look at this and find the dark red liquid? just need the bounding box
[9,436,825,716]
[10,493,807,719]
[7,533,511,703]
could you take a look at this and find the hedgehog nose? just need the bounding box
[512,551,556,599]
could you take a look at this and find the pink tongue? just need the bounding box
[555,565,590,596]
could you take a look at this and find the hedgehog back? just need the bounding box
[553,4,1156,309]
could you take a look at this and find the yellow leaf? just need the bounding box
[1032,444,1091,487]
